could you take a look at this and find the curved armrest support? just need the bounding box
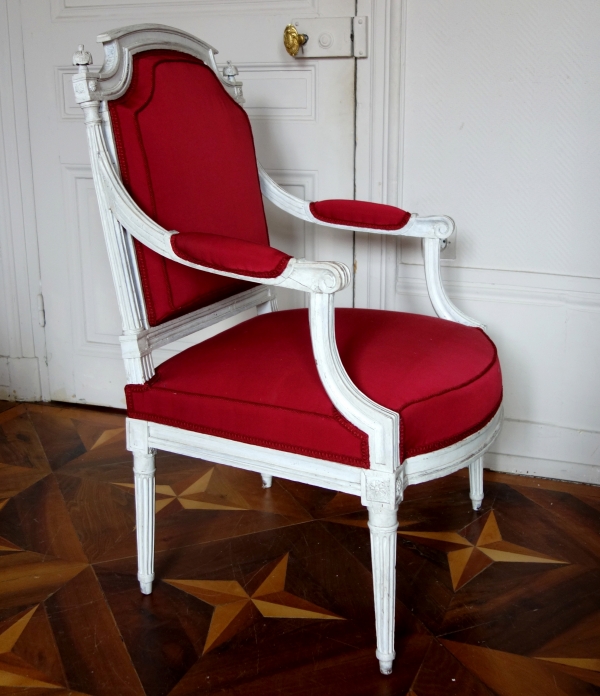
[309,292,400,474]
[422,238,485,329]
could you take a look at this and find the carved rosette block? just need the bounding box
[120,334,155,384]
[361,470,404,509]
[368,506,398,675]
[469,457,484,511]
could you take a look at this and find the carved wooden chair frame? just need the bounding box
[72,24,503,675]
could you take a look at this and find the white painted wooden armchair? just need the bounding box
[72,24,503,675]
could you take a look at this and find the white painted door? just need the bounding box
[20,0,357,407]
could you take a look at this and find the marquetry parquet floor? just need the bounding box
[1,400,599,695]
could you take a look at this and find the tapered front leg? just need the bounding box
[469,457,484,511]
[133,448,156,594]
[261,474,273,488]
[368,505,399,675]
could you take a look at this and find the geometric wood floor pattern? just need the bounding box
[1,400,600,695]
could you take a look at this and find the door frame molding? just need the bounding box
[0,0,49,401]
[354,0,405,310]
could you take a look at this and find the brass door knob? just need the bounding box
[283,24,308,57]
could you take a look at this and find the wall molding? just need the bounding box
[51,0,317,21]
[395,273,600,313]
[61,163,121,360]
[354,0,404,310]
[229,63,317,122]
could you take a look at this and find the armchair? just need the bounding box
[72,24,502,675]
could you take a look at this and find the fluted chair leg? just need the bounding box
[368,505,399,675]
[133,447,156,594]
[469,457,484,511]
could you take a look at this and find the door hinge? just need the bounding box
[352,17,368,58]
[37,293,46,327]
[289,17,368,59]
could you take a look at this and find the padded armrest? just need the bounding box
[171,232,292,278]
[309,199,412,231]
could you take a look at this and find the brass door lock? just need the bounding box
[283,24,308,57]
[283,18,367,58]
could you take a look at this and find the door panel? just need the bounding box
[21,0,356,407]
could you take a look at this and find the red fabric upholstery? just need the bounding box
[109,50,270,325]
[126,309,502,466]
[310,200,412,230]
[171,232,292,278]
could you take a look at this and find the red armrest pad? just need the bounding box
[310,199,412,230]
[171,232,292,278]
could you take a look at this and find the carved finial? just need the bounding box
[222,60,239,83]
[73,44,93,73]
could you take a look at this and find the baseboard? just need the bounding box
[486,453,600,486]
[1,357,42,401]
[487,418,600,485]
[0,357,9,390]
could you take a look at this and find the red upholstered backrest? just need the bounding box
[108,50,269,326]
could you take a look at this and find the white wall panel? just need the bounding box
[560,309,600,431]
[402,0,600,277]
[233,64,316,121]
[51,0,318,21]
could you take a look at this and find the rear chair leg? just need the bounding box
[133,447,156,594]
[368,505,399,675]
[469,457,484,511]
[261,474,273,488]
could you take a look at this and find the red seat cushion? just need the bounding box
[109,50,270,326]
[310,200,412,230]
[126,309,502,466]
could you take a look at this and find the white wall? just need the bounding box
[395,0,600,483]
[0,0,47,402]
